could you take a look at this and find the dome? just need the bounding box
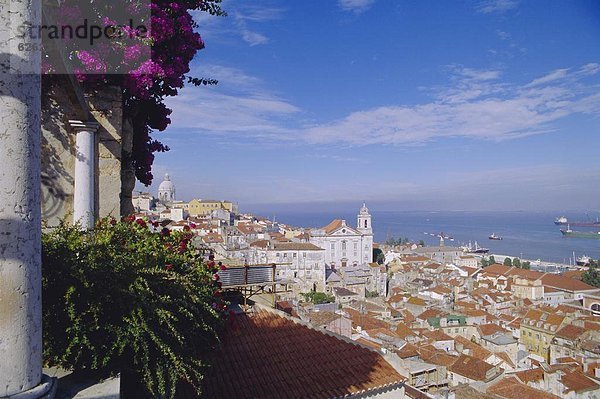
[158,173,175,202]
[158,173,174,192]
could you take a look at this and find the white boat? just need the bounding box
[489,233,502,240]
[576,255,591,266]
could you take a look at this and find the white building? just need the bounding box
[158,173,176,204]
[266,242,327,292]
[309,204,373,268]
[132,192,154,211]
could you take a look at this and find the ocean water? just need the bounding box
[267,210,600,264]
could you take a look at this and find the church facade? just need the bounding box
[309,204,373,268]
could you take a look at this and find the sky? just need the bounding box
[138,0,600,213]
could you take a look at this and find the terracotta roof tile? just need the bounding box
[454,335,492,361]
[478,323,509,336]
[449,354,497,382]
[541,273,598,292]
[556,324,586,341]
[488,376,561,399]
[515,367,544,384]
[560,369,600,393]
[322,219,343,234]
[202,307,405,398]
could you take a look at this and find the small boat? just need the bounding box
[489,233,502,240]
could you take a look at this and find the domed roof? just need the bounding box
[158,173,175,192]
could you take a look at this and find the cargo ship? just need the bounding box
[554,216,600,227]
[560,225,600,239]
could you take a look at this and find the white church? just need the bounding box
[309,203,373,268]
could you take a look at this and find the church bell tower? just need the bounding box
[357,203,372,234]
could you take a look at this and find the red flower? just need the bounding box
[152,221,159,228]
[189,222,196,229]
[165,264,173,271]
[183,225,190,232]
[219,262,227,270]
[212,273,220,281]
[136,218,147,228]
[110,218,117,226]
[160,227,170,236]
[207,260,215,268]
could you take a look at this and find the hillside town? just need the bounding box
[133,174,600,399]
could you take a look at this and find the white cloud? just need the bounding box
[579,63,600,76]
[525,68,569,87]
[167,64,299,137]
[476,0,519,14]
[168,63,600,149]
[240,29,268,46]
[338,0,376,13]
[192,3,282,47]
[301,66,600,145]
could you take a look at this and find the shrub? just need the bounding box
[42,217,225,398]
[301,291,335,304]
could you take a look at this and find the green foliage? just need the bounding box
[385,236,411,246]
[583,261,600,288]
[418,240,425,247]
[373,248,385,264]
[488,255,496,265]
[521,261,531,270]
[365,290,379,298]
[481,258,489,268]
[42,218,224,399]
[301,291,335,304]
[503,257,512,266]
[512,258,521,268]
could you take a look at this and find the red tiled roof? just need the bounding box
[395,343,420,359]
[556,324,586,341]
[454,336,492,361]
[541,273,598,293]
[515,367,544,384]
[343,307,389,330]
[322,219,343,234]
[478,323,509,337]
[449,354,497,382]
[482,264,512,275]
[561,369,600,393]
[488,376,561,399]
[202,307,405,398]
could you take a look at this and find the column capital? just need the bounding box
[68,120,100,132]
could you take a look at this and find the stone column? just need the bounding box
[0,0,55,397]
[69,120,99,229]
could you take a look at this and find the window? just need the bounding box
[364,220,368,228]
[293,253,297,258]
[283,253,287,258]
[331,243,335,252]
[342,241,347,251]
[303,252,306,258]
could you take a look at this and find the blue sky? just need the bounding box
[139,0,600,212]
